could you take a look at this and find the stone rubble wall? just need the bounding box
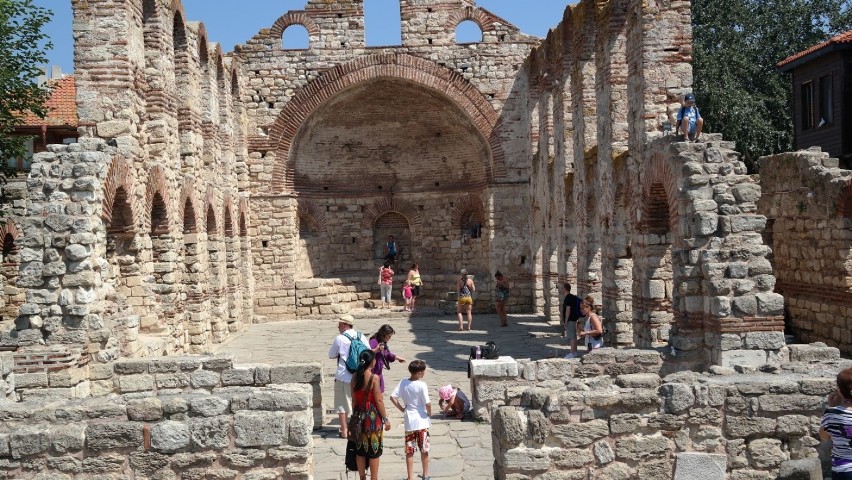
[0,383,313,479]
[757,149,852,355]
[8,353,324,431]
[0,353,321,478]
[469,347,850,479]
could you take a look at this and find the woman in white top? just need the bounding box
[577,299,604,351]
[820,367,852,479]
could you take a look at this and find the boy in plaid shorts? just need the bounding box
[390,360,432,480]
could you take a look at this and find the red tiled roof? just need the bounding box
[18,76,77,127]
[778,30,852,68]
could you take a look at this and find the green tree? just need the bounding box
[692,0,852,172]
[0,0,52,177]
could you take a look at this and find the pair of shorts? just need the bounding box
[334,380,352,414]
[412,285,421,297]
[404,429,430,454]
[564,320,577,337]
[458,296,473,306]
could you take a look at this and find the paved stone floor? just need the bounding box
[216,311,567,480]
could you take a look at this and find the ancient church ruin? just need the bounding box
[0,0,848,478]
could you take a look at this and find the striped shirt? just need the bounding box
[822,406,852,472]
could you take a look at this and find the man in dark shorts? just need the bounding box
[560,283,582,358]
[384,235,398,264]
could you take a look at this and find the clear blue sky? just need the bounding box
[37,0,573,74]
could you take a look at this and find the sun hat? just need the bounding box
[338,314,355,327]
[460,268,468,275]
[438,384,454,401]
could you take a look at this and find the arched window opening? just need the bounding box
[645,182,670,235]
[183,199,197,234]
[843,194,852,220]
[2,234,16,263]
[108,187,134,235]
[373,212,410,263]
[239,214,248,237]
[298,214,319,238]
[231,69,240,97]
[206,206,217,234]
[282,24,310,50]
[460,210,483,239]
[150,193,168,236]
[455,20,483,44]
[173,12,187,57]
[365,0,402,46]
[142,0,156,25]
[224,209,234,237]
[199,38,209,75]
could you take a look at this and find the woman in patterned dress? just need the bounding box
[351,349,392,479]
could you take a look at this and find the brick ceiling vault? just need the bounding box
[268,53,508,195]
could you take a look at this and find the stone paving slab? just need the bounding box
[216,313,568,479]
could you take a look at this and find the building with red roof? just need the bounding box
[8,75,78,171]
[778,30,852,166]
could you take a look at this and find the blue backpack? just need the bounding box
[342,332,368,373]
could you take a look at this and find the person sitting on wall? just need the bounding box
[676,92,704,143]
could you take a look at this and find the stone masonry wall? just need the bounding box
[469,346,850,479]
[0,354,320,478]
[758,148,852,355]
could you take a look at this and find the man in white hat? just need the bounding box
[327,314,368,438]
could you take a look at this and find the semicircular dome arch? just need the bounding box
[361,198,423,231]
[268,53,508,193]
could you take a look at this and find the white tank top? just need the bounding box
[585,316,604,349]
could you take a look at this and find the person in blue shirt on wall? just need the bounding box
[676,92,704,143]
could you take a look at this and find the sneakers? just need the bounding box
[563,353,576,359]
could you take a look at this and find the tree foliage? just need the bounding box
[0,0,52,176]
[692,0,852,172]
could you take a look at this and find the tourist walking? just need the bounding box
[327,315,368,438]
[406,263,423,313]
[368,324,406,393]
[456,269,475,331]
[494,271,510,327]
[820,367,852,479]
[378,262,394,309]
[351,349,392,480]
[560,283,582,358]
[577,299,604,352]
[390,360,432,480]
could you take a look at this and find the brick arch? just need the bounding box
[178,184,200,234]
[144,166,172,235]
[445,7,502,34]
[297,199,328,236]
[451,195,486,230]
[838,179,852,219]
[361,198,423,231]
[223,196,235,237]
[101,157,139,232]
[641,153,679,236]
[204,188,219,235]
[197,25,209,69]
[269,53,508,193]
[270,11,319,39]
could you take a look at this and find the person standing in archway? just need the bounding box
[456,269,475,331]
[406,263,423,313]
[384,235,399,267]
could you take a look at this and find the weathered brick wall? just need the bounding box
[758,149,852,355]
[470,347,849,479]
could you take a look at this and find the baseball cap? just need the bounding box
[684,93,695,102]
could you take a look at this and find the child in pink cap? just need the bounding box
[437,384,470,420]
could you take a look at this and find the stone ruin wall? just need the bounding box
[468,346,850,480]
[0,354,318,479]
[758,149,852,355]
[522,0,790,369]
[235,0,541,317]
